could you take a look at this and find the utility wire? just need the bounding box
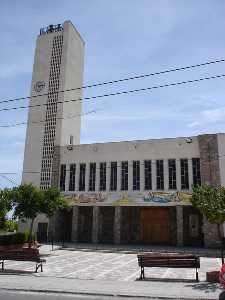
[0,174,18,186]
[0,110,96,128]
[0,73,225,113]
[0,58,224,106]
[0,173,17,175]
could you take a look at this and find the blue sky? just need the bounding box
[0,0,225,188]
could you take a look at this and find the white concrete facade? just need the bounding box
[22,21,84,188]
[59,136,200,194]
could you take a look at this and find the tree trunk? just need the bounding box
[0,216,5,230]
[28,218,35,248]
[217,223,224,265]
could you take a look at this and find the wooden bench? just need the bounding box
[137,253,200,281]
[0,249,46,273]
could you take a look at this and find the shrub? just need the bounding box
[0,232,26,245]
[12,232,26,244]
[23,230,36,243]
[4,220,18,232]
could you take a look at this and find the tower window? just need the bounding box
[69,135,73,145]
[99,162,106,191]
[168,159,176,189]
[59,164,66,191]
[144,160,152,190]
[133,161,140,190]
[156,160,164,190]
[89,162,96,191]
[121,161,128,191]
[79,163,86,191]
[192,158,201,186]
[181,159,189,189]
[110,162,117,191]
[69,163,76,191]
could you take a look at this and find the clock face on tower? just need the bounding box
[34,81,45,93]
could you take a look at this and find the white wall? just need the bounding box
[60,136,200,193]
[22,20,84,186]
[22,31,59,185]
[55,20,84,147]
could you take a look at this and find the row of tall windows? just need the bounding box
[59,158,201,191]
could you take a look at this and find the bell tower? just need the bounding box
[22,21,85,189]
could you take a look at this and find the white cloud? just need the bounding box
[188,121,200,128]
[188,106,225,127]
[202,107,225,122]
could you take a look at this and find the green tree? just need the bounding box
[41,187,68,218]
[10,184,68,244]
[0,188,13,230]
[191,185,225,262]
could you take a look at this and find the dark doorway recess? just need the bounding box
[78,206,93,242]
[183,206,204,246]
[37,222,48,243]
[99,207,115,243]
[121,207,140,244]
[62,209,72,242]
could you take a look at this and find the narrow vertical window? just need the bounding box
[181,159,189,189]
[110,162,117,191]
[168,159,176,189]
[156,160,164,190]
[192,158,201,186]
[69,135,73,145]
[99,162,106,191]
[60,164,66,191]
[79,163,86,191]
[69,163,76,191]
[133,161,140,190]
[89,162,96,191]
[144,160,152,190]
[121,161,128,191]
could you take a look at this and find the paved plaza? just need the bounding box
[0,245,222,282]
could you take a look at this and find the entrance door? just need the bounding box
[140,207,171,244]
[37,222,48,243]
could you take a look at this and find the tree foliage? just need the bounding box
[41,187,68,217]
[7,184,68,243]
[0,188,13,229]
[12,184,43,222]
[191,184,225,263]
[191,185,225,225]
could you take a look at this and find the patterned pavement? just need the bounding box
[0,246,222,282]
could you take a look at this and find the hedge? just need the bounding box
[0,232,26,245]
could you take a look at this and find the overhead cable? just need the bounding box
[0,73,225,113]
[0,58,224,105]
[0,110,96,128]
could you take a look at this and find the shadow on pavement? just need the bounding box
[185,281,223,293]
[136,277,196,283]
[0,269,35,275]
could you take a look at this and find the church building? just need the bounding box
[22,20,225,248]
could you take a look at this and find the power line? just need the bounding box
[0,174,18,186]
[0,58,224,106]
[0,173,17,175]
[0,110,96,128]
[0,73,225,114]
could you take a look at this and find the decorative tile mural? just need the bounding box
[66,191,192,205]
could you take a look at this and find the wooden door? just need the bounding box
[140,207,171,244]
